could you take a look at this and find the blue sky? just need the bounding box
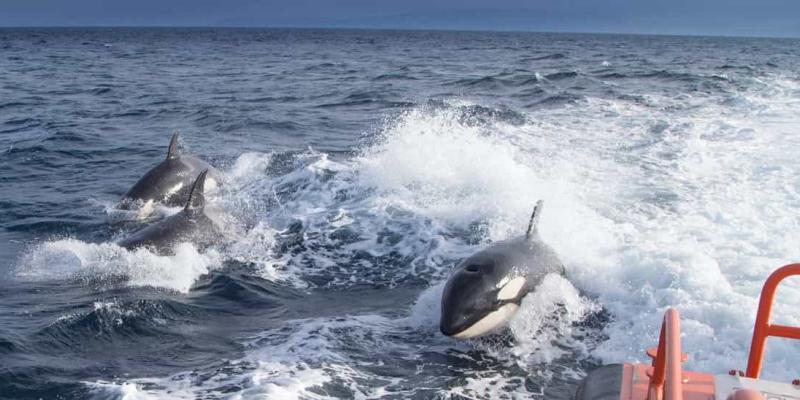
[2,0,799,38]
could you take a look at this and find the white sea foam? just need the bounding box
[105,314,425,399]
[86,381,156,400]
[99,302,586,399]
[214,72,799,386]
[409,275,600,370]
[17,151,281,292]
[94,196,183,223]
[507,274,600,365]
[17,239,220,293]
[228,151,274,181]
[72,69,800,396]
[360,75,798,381]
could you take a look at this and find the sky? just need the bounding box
[1,0,799,38]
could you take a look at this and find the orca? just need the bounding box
[439,201,565,339]
[120,132,222,214]
[118,170,219,254]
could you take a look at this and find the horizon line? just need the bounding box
[0,25,798,40]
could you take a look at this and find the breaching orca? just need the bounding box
[120,132,222,214]
[118,170,219,254]
[439,201,565,339]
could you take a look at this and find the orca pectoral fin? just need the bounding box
[167,131,180,160]
[185,169,208,212]
[526,200,544,239]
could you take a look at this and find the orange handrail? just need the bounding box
[648,308,683,400]
[746,263,800,378]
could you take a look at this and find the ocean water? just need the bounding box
[1,28,799,399]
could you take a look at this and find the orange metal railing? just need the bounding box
[648,308,684,400]
[745,263,800,378]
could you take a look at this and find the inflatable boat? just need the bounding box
[575,263,800,400]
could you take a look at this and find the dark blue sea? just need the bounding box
[1,28,799,399]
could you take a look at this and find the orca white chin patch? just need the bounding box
[166,182,184,197]
[497,276,525,301]
[452,303,520,339]
[136,199,155,220]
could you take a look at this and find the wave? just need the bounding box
[99,274,601,398]
[237,75,800,382]
[527,53,568,61]
[36,299,198,346]
[450,72,547,89]
[544,71,580,81]
[10,65,800,397]
[191,270,297,309]
[529,92,586,107]
[16,240,221,293]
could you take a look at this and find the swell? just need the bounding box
[33,299,200,349]
[450,71,547,89]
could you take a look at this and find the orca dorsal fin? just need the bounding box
[166,132,180,160]
[185,169,208,213]
[525,200,544,240]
